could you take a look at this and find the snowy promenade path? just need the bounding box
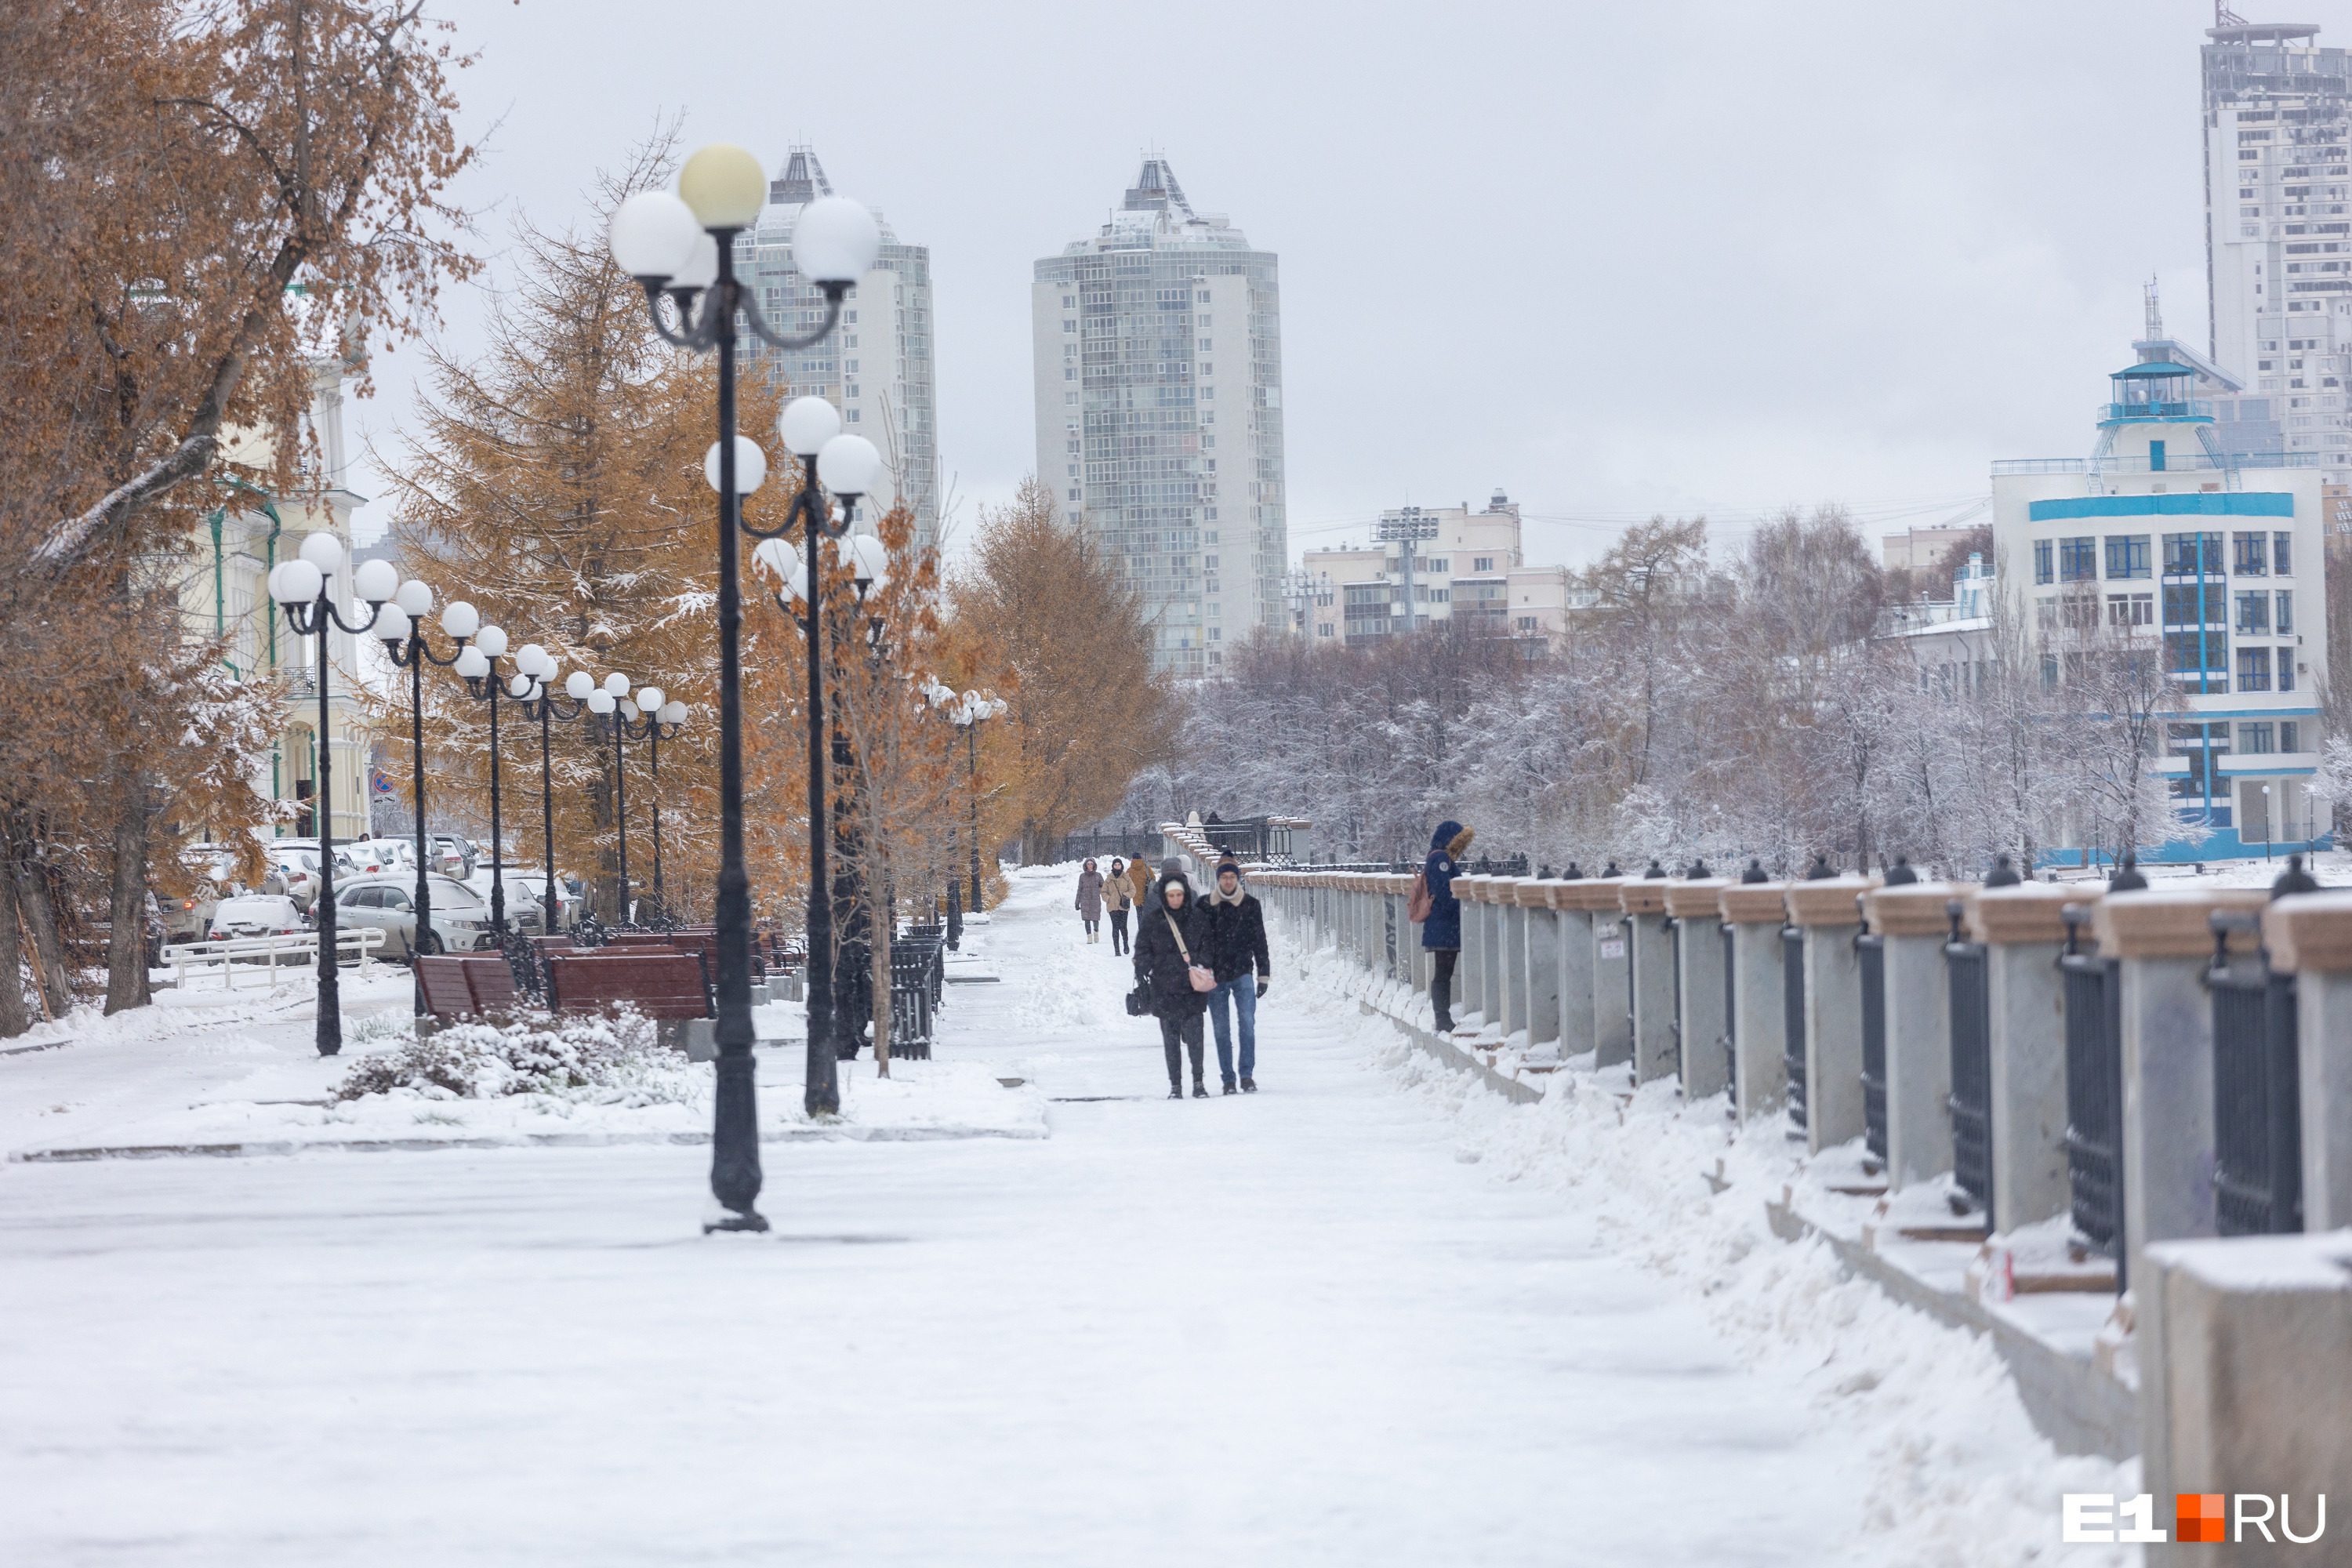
[0,869,1911,1566]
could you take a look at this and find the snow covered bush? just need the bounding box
[335,1010,688,1103]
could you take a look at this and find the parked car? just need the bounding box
[161,844,241,943]
[328,871,498,959]
[499,873,579,934]
[207,894,307,946]
[266,847,324,913]
[427,833,477,878]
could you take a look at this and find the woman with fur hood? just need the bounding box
[1421,819,1472,1033]
[1131,866,1214,1098]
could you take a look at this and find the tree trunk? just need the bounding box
[104,783,154,1014]
[0,854,26,1038]
[870,906,892,1079]
[4,815,72,1016]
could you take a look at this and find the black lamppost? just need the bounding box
[597,679,688,925]
[449,621,521,936]
[949,689,1005,915]
[514,659,590,938]
[372,584,477,1011]
[266,531,399,1056]
[608,146,882,1232]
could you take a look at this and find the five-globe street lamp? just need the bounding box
[267,531,399,1056]
[949,688,1007,916]
[608,144,883,1231]
[372,584,481,1012]
[513,652,590,940]
[600,684,690,924]
[450,621,523,938]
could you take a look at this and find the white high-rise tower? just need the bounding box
[2201,9,2352,487]
[1032,158,1287,677]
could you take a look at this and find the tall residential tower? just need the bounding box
[2201,12,2352,490]
[1032,158,1287,676]
[735,147,939,550]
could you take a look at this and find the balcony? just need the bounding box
[1991,451,2317,476]
[2097,398,2212,425]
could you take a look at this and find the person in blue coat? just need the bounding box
[1421,818,1472,1031]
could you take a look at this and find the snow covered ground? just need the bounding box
[0,865,2139,1565]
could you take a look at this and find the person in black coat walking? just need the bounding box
[1133,869,1213,1098]
[1199,856,1270,1093]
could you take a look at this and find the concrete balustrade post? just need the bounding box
[1621,878,1677,1084]
[2095,887,2269,1292]
[2262,891,2352,1232]
[1665,880,1730,1099]
[1863,882,1971,1190]
[1969,883,2104,1234]
[1548,883,1597,1059]
[1570,878,1631,1069]
[1500,882,1534,1040]
[1785,877,1875,1154]
[1523,883,1562,1051]
[1481,885,1509,1028]
[1719,882,1792,1122]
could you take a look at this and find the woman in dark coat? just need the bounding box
[1421,818,1472,1033]
[1132,869,1213,1098]
[1074,858,1105,942]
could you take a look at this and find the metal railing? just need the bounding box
[159,927,386,992]
[1945,902,1994,1214]
[2060,906,2126,1287]
[1857,931,1888,1162]
[1781,925,1807,1136]
[2209,911,2303,1236]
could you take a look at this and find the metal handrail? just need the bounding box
[160,927,386,992]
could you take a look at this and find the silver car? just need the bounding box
[329,872,499,959]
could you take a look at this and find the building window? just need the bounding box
[2238,646,2274,691]
[2034,539,2054,585]
[2107,593,2154,626]
[2280,649,2297,691]
[2275,531,2295,574]
[2236,591,2272,633]
[2277,590,2294,633]
[2037,597,2057,630]
[2234,531,2270,574]
[2058,537,2097,582]
[2165,532,2223,575]
[1473,556,1494,572]
[2283,720,2303,752]
[1516,616,1538,632]
[2165,631,2228,675]
[2240,721,2277,755]
[2104,535,2153,579]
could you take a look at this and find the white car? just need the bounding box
[206,894,307,945]
[329,872,499,958]
[498,873,579,934]
[265,848,325,912]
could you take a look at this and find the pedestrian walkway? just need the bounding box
[0,869,1883,1566]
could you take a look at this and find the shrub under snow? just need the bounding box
[335,1011,691,1104]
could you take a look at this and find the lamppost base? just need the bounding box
[702,1209,771,1234]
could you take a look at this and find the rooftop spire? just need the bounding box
[2144,277,2165,342]
[1123,157,1195,220]
[768,145,833,206]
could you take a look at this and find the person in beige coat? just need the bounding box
[1104,858,1136,954]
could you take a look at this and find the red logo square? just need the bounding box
[2177,1494,2227,1544]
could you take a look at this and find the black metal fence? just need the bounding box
[1945,924,1994,1214]
[1052,829,1161,866]
[1781,925,1807,1135]
[2060,908,2125,1283]
[887,931,948,1062]
[1857,931,1888,1162]
[2210,913,2303,1236]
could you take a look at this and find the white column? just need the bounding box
[1667,880,1729,1100]
[1552,897,1595,1058]
[1787,878,1873,1155]
[1500,894,1530,1040]
[1526,898,1563,1050]
[1973,886,2095,1235]
[1589,880,1632,1070]
[2097,888,2269,1290]
[1865,884,1965,1191]
[1623,882,1676,1084]
[1720,883,1791,1122]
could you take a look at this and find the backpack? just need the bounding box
[1407,869,1433,924]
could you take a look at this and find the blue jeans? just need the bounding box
[1208,975,1257,1083]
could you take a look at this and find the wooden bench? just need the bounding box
[543,951,713,1021]
[417,955,522,1021]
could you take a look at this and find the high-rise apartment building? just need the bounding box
[2201,12,2352,492]
[1297,492,1581,649]
[735,147,938,550]
[1032,158,1287,676]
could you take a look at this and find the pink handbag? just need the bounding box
[1167,914,1217,992]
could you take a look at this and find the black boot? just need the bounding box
[1192,1080,1209,1098]
[1240,1077,1256,1093]
[1167,1082,1183,1100]
[1221,1079,1237,1095]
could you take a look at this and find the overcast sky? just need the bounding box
[350,0,2281,571]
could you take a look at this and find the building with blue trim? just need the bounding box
[1991,348,2332,862]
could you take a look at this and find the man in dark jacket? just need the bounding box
[1421,818,1472,1033]
[1200,857,1270,1094]
[1132,869,1213,1098]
